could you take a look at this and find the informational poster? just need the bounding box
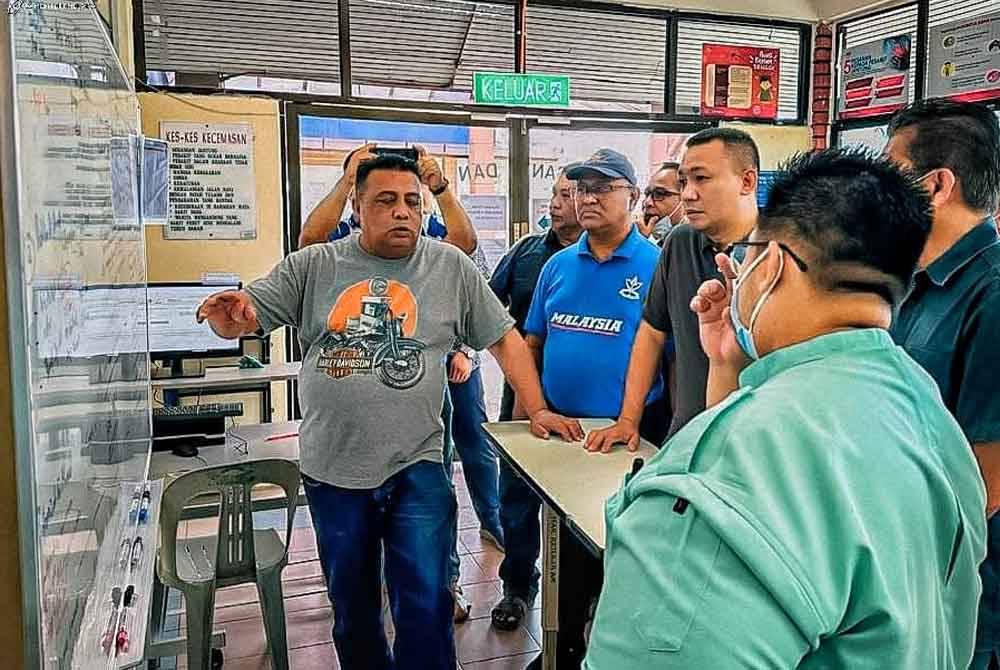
[701,44,780,119]
[927,11,1000,102]
[838,35,912,120]
[160,122,256,240]
[461,194,508,271]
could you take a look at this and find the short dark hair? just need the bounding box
[355,154,420,195]
[887,99,1000,211]
[686,127,761,173]
[759,147,932,306]
[342,146,364,171]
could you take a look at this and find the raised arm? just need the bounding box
[299,143,375,248]
[415,144,477,254]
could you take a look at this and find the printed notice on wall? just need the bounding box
[927,11,1000,103]
[838,34,911,120]
[700,44,780,120]
[160,122,256,240]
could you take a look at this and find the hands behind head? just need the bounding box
[345,143,377,184]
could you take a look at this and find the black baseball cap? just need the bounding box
[566,149,638,186]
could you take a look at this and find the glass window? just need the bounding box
[349,0,514,94]
[528,128,694,232]
[836,124,889,152]
[525,5,667,111]
[675,20,803,120]
[838,4,918,109]
[142,1,340,83]
[298,116,509,271]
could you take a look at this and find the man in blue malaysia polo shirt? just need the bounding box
[506,149,667,669]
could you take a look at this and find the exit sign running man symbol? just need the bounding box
[473,72,572,108]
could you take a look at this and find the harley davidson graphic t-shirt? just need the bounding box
[245,235,514,489]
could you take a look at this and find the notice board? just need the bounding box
[161,121,257,240]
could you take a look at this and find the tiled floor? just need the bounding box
[155,465,540,669]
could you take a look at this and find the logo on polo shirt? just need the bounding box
[619,276,643,301]
[550,312,624,336]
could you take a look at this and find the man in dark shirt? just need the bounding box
[487,166,582,632]
[884,99,1000,670]
[586,128,759,452]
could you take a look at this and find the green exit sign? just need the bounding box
[473,72,571,108]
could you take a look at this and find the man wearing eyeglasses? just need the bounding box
[884,99,1000,670]
[638,161,685,245]
[509,148,666,667]
[584,148,986,670]
[586,128,760,453]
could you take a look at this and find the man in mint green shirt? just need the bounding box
[584,149,987,669]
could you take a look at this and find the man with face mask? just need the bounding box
[637,161,685,245]
[583,148,986,670]
[587,128,759,453]
[883,99,1000,669]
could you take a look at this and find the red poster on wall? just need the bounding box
[700,44,780,120]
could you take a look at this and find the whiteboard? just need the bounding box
[6,4,152,668]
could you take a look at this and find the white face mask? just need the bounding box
[665,200,684,224]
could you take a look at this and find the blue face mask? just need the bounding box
[729,247,784,361]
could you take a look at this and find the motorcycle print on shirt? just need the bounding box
[315,277,427,390]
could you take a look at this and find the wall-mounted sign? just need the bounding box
[927,11,1000,103]
[473,72,571,108]
[838,34,911,120]
[700,44,780,120]
[160,121,257,240]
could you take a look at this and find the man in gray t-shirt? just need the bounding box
[197,155,581,670]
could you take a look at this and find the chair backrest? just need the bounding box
[158,458,301,586]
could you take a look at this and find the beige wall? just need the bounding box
[723,122,814,169]
[139,93,289,420]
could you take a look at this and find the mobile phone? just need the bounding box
[372,146,419,162]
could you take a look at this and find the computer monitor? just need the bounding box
[147,282,243,377]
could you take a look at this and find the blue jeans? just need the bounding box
[442,366,503,583]
[303,461,457,670]
[498,458,542,601]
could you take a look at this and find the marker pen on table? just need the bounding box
[127,485,142,522]
[117,539,131,569]
[138,486,151,524]
[129,537,143,570]
[264,432,298,442]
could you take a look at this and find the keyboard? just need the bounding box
[153,402,244,420]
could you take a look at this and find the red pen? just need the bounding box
[265,432,298,442]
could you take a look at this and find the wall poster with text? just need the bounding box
[700,44,780,120]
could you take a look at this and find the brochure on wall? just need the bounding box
[160,122,257,240]
[838,34,912,120]
[927,11,1000,103]
[700,44,780,120]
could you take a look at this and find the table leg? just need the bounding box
[542,504,560,670]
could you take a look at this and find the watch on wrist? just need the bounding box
[430,179,450,197]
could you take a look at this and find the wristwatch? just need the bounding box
[430,178,450,197]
